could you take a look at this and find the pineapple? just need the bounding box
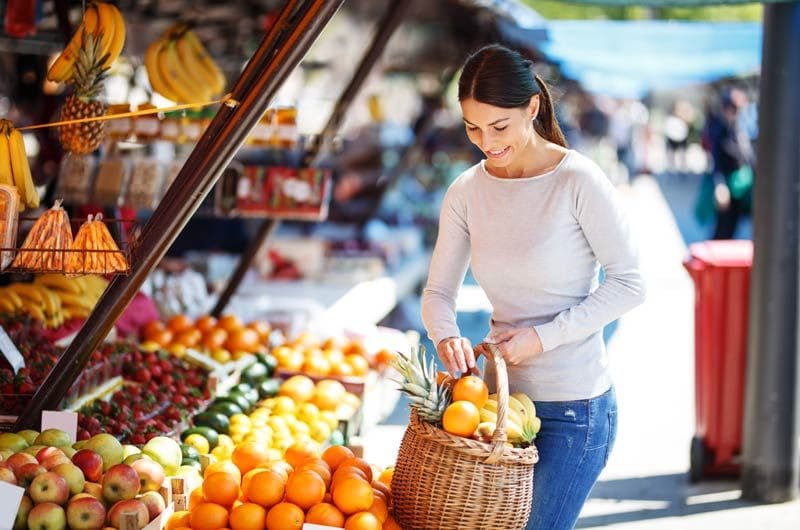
[59,32,109,154]
[392,346,451,424]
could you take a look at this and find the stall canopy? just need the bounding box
[539,20,762,97]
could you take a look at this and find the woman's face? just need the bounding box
[461,96,539,169]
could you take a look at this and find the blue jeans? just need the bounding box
[526,387,618,530]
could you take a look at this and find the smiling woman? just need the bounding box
[421,44,646,530]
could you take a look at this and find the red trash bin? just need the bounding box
[683,240,752,482]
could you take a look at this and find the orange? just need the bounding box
[344,340,366,356]
[322,445,355,471]
[306,503,345,527]
[346,354,370,376]
[371,480,391,500]
[195,315,218,333]
[266,502,304,530]
[247,321,271,342]
[322,336,344,350]
[377,467,393,489]
[324,348,345,365]
[150,329,174,348]
[285,470,326,509]
[384,515,401,530]
[218,314,244,332]
[257,460,292,482]
[436,371,454,387]
[313,380,347,411]
[225,328,260,353]
[344,511,382,530]
[142,320,165,340]
[189,487,205,510]
[202,472,240,507]
[442,400,481,437]
[232,441,271,474]
[452,375,489,408]
[339,457,373,482]
[303,355,331,376]
[332,467,369,492]
[368,496,388,523]
[244,470,285,508]
[175,328,203,348]
[279,375,316,403]
[166,510,191,530]
[298,459,332,488]
[330,361,355,377]
[167,314,193,333]
[202,328,228,350]
[240,468,262,493]
[332,477,374,514]
[189,502,228,530]
[229,503,266,530]
[375,348,397,366]
[284,441,318,469]
[204,461,242,483]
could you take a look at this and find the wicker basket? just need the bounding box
[392,343,539,530]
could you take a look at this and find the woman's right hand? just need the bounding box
[437,336,477,376]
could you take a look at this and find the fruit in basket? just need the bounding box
[142,436,182,476]
[29,472,70,505]
[26,502,66,530]
[452,375,489,409]
[83,434,123,472]
[66,495,106,530]
[510,392,542,441]
[443,400,481,438]
[130,458,165,493]
[107,498,149,529]
[102,464,140,503]
[0,120,39,210]
[66,214,128,274]
[392,346,451,424]
[71,450,103,483]
[139,490,167,521]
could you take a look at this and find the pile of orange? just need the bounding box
[140,314,271,362]
[167,444,401,530]
[442,375,489,438]
[270,334,374,379]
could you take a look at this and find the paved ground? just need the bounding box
[364,173,800,528]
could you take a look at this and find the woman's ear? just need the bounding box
[529,94,541,120]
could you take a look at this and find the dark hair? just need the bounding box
[458,44,567,148]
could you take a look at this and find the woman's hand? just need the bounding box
[437,336,477,376]
[489,328,543,365]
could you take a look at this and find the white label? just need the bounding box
[0,327,24,374]
[41,410,78,443]
[0,482,25,529]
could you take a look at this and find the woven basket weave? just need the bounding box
[392,343,539,530]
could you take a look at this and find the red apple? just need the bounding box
[66,496,106,530]
[130,459,165,493]
[17,462,47,488]
[36,447,65,464]
[6,452,37,474]
[68,493,95,503]
[41,454,71,471]
[13,495,32,530]
[52,462,85,495]
[83,482,104,501]
[29,472,70,505]
[137,491,166,521]
[106,499,148,529]
[72,450,103,483]
[26,502,66,530]
[0,463,17,485]
[101,464,140,503]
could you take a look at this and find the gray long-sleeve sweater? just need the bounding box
[421,149,646,401]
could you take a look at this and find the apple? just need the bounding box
[102,464,140,503]
[72,450,104,483]
[122,445,141,460]
[52,462,85,495]
[83,434,123,472]
[66,496,106,530]
[23,445,47,457]
[68,493,95,502]
[36,447,65,464]
[131,459,165,493]
[72,440,87,451]
[13,494,32,530]
[6,452,38,473]
[34,429,72,448]
[0,432,29,452]
[142,437,182,476]
[138,491,166,522]
[17,463,47,487]
[30,472,70,505]
[0,463,17,484]
[41,454,71,471]
[83,482,104,501]
[123,453,146,465]
[61,446,76,459]
[18,430,40,446]
[26,502,66,530]
[107,499,148,529]
[0,448,14,460]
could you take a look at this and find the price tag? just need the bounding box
[41,410,78,443]
[0,482,25,529]
[0,327,24,374]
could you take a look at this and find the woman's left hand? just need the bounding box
[489,328,544,365]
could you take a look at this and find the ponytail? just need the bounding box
[533,74,568,148]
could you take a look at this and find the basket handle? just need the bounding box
[476,342,510,464]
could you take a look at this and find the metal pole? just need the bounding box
[741,0,800,503]
[211,0,410,317]
[14,0,345,430]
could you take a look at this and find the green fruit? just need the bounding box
[0,433,28,452]
[207,402,244,418]
[181,444,200,462]
[180,427,219,449]
[215,394,251,413]
[123,453,147,465]
[256,354,278,377]
[83,433,124,471]
[233,384,259,404]
[34,428,71,447]
[193,412,230,435]
[72,440,87,451]
[229,389,256,407]
[257,379,281,399]
[17,430,40,446]
[241,362,268,385]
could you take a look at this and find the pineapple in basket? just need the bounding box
[392,346,451,424]
[58,32,109,155]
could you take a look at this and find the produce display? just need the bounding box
[0,121,39,210]
[0,274,108,325]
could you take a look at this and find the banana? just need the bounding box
[0,123,15,195]
[95,2,123,68]
[6,283,46,305]
[8,126,39,209]
[0,298,17,313]
[144,40,181,102]
[159,39,207,104]
[179,30,225,95]
[0,288,24,309]
[482,398,525,428]
[22,304,46,322]
[175,33,216,95]
[35,274,84,295]
[47,5,99,83]
[62,305,91,319]
[57,292,95,311]
[508,395,529,423]
[39,286,62,318]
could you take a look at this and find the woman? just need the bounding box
[421,44,646,530]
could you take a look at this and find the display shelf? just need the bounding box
[64,375,124,411]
